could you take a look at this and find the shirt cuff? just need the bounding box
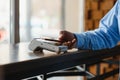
[73,33,85,49]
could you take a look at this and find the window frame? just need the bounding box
[10,0,20,44]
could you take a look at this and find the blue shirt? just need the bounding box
[74,0,120,50]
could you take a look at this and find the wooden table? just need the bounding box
[0,42,119,80]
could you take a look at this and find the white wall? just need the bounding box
[65,0,84,33]
[79,0,85,32]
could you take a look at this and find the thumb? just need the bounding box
[69,39,76,49]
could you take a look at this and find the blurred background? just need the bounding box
[0,0,117,43]
[0,0,85,43]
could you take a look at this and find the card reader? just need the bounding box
[29,38,68,54]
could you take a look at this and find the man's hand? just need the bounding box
[58,30,77,49]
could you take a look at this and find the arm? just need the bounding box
[74,0,120,50]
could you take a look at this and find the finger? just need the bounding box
[58,31,66,42]
[71,39,76,45]
[62,39,76,49]
[58,34,63,41]
[69,39,76,49]
[64,41,72,49]
[67,41,71,48]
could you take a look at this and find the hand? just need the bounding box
[58,30,77,49]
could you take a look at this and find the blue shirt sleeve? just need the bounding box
[74,0,120,50]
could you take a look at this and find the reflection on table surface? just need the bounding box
[0,43,53,64]
[0,42,78,65]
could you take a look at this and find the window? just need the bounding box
[20,0,63,42]
[0,0,10,43]
[0,0,83,44]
